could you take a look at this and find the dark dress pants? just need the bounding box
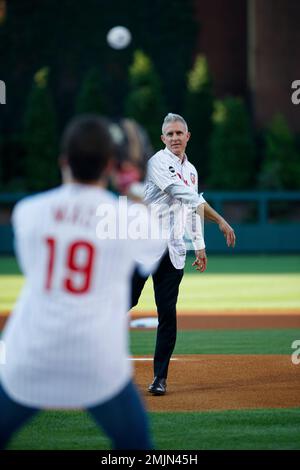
[131,251,184,379]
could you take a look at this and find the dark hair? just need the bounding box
[61,114,114,182]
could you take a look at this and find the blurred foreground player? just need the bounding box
[0,115,165,450]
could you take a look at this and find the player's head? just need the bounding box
[161,113,190,158]
[109,118,153,197]
[60,114,114,183]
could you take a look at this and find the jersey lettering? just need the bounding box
[45,237,95,294]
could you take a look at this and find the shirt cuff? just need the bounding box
[192,237,205,250]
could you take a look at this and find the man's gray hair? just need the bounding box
[162,113,188,134]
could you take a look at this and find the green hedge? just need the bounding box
[259,114,300,189]
[23,67,59,191]
[208,97,256,190]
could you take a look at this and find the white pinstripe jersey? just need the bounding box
[0,184,165,408]
[144,147,205,269]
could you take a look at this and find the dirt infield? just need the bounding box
[131,311,300,329]
[1,310,300,331]
[1,310,299,413]
[134,355,300,412]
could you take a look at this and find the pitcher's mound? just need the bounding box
[133,355,300,412]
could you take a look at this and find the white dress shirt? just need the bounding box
[144,147,205,269]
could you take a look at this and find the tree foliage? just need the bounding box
[208,97,256,189]
[23,67,59,191]
[184,55,214,182]
[1,0,198,188]
[76,67,107,115]
[125,50,166,151]
[259,114,300,189]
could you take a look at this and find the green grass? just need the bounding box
[2,272,300,313]
[0,275,24,312]
[1,329,298,355]
[184,254,300,274]
[2,255,300,450]
[151,409,300,450]
[1,255,300,276]
[7,408,300,450]
[7,410,111,450]
[5,327,299,450]
[130,329,300,355]
[0,257,20,275]
[1,255,300,313]
[135,273,300,311]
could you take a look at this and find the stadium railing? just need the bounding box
[1,191,300,254]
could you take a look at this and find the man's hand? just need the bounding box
[192,249,207,272]
[219,218,236,247]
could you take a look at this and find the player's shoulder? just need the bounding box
[16,186,66,207]
[99,188,119,204]
[13,187,63,217]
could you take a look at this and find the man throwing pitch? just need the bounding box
[131,113,236,396]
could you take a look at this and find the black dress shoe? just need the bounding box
[148,377,167,395]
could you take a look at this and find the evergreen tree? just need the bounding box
[23,67,59,191]
[184,55,214,183]
[1,0,198,132]
[76,67,107,115]
[125,50,166,151]
[208,97,256,189]
[259,114,300,189]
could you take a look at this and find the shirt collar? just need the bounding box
[164,146,187,165]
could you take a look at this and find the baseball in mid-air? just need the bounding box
[107,26,132,50]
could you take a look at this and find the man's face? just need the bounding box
[161,121,190,158]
